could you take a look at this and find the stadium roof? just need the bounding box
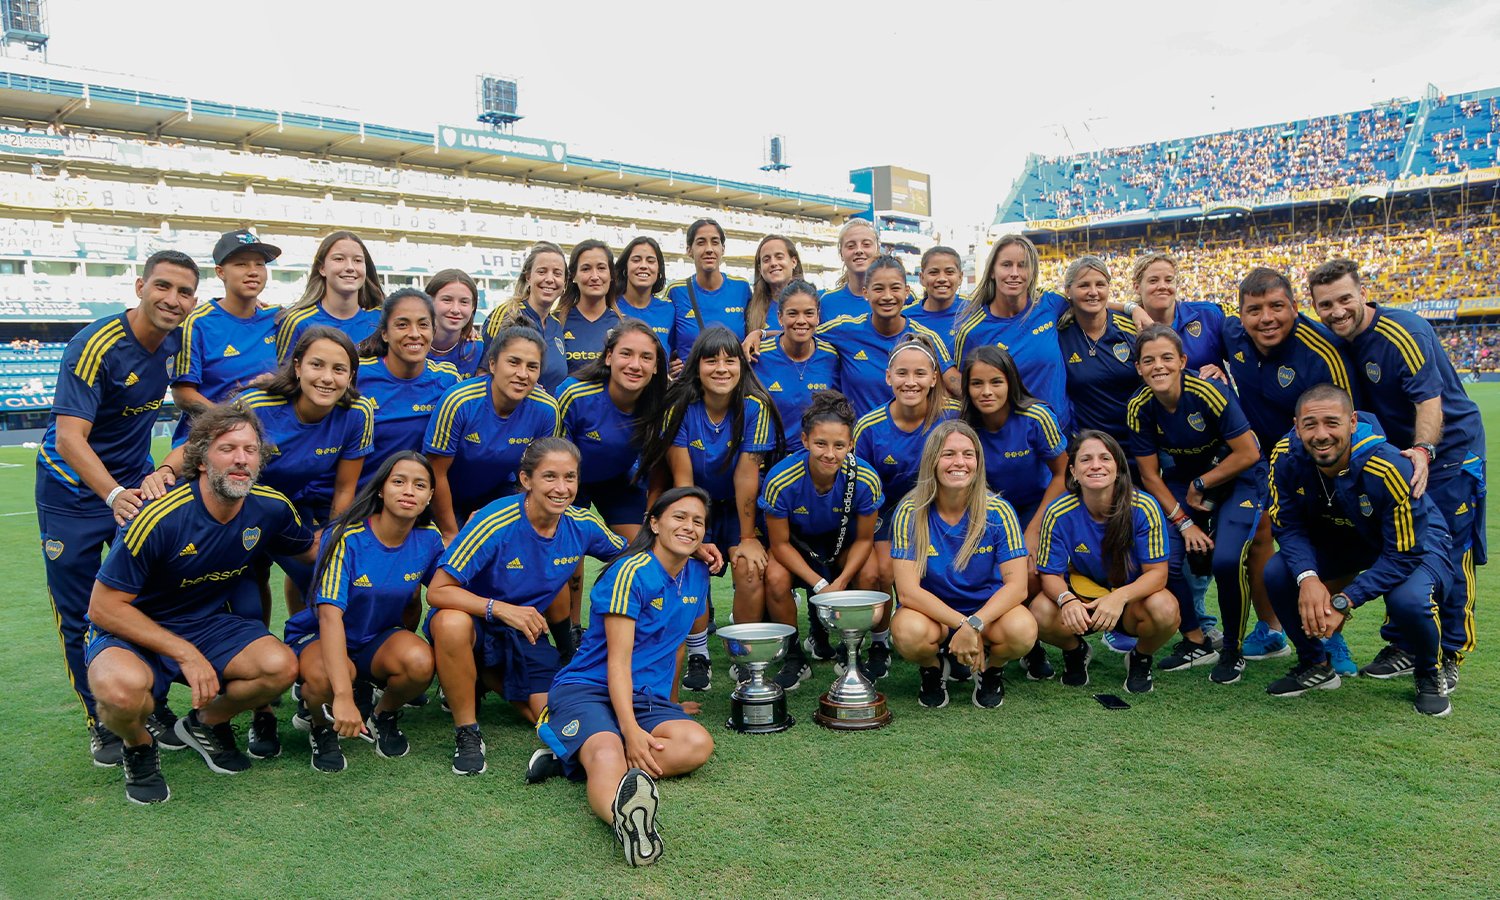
[0,62,868,220]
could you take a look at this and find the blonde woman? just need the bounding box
[820,219,882,323]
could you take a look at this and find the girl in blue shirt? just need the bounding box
[820,219,881,324]
[425,269,484,379]
[553,240,626,377]
[1031,431,1182,694]
[1058,256,1141,446]
[668,219,756,360]
[752,280,841,451]
[758,391,880,688]
[890,422,1036,710]
[480,243,569,391]
[639,326,782,693]
[535,486,716,868]
[424,325,559,542]
[285,452,443,771]
[903,245,966,357]
[1129,253,1230,381]
[744,234,805,346]
[615,237,680,378]
[275,231,384,361]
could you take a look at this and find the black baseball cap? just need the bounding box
[213,229,282,265]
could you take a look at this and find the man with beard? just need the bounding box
[83,403,314,804]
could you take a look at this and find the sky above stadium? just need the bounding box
[37,0,1500,245]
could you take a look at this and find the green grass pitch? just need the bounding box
[1,388,1496,898]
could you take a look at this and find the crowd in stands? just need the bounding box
[1437,323,1500,373]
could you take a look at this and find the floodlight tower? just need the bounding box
[476,74,522,133]
[0,0,48,60]
[761,135,790,173]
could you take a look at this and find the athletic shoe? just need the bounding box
[1204,626,1225,652]
[1023,643,1055,681]
[452,724,486,776]
[973,666,1005,708]
[1210,649,1246,685]
[121,743,170,805]
[612,768,664,867]
[1266,662,1341,697]
[863,642,891,680]
[291,681,302,703]
[771,651,812,692]
[1061,640,1093,687]
[404,691,431,708]
[247,708,281,760]
[439,689,451,714]
[1360,644,1415,679]
[1413,673,1452,717]
[941,650,972,683]
[352,680,377,724]
[308,724,346,773]
[174,710,251,774]
[366,710,410,759]
[90,724,123,768]
[291,698,312,733]
[803,615,836,661]
[1157,637,1219,672]
[1324,634,1357,676]
[682,654,711,692]
[1442,655,1460,693]
[145,702,186,751]
[1100,629,1136,655]
[1124,651,1154,694]
[525,748,563,784]
[917,663,949,709]
[1241,621,1291,660]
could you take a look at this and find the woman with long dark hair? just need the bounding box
[667,219,755,361]
[614,236,678,374]
[553,239,625,374]
[752,280,840,452]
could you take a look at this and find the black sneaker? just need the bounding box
[864,642,891,680]
[1360,644,1415,679]
[941,650,972,683]
[973,666,1005,708]
[247,708,281,759]
[1266,661,1341,697]
[771,649,812,692]
[1023,643,1055,681]
[174,710,252,774]
[1210,649,1246,685]
[90,724,123,768]
[612,768,664,867]
[1413,673,1452,717]
[917,663,949,709]
[121,743,170,805]
[366,710,410,759]
[308,724,346,773]
[145,702,187,751]
[1125,651,1155,694]
[1442,655,1460,693]
[803,614,836,661]
[1157,637,1219,672]
[526,748,563,784]
[452,724,486,776]
[1061,640,1093,688]
[682,654,711,692]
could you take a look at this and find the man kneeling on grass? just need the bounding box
[84,403,314,804]
[1263,385,1453,716]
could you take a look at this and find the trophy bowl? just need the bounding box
[717,623,796,734]
[809,591,893,731]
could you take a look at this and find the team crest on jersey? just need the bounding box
[1187,321,1202,338]
[1277,366,1295,388]
[561,719,580,737]
[1359,494,1373,517]
[224,344,240,358]
[242,527,261,550]
[1365,361,1381,383]
[768,381,782,392]
[650,596,664,610]
[1067,352,1082,364]
[124,371,139,386]
[1187,412,1206,432]
[1113,343,1130,362]
[44,539,63,560]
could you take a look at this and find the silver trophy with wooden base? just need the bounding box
[809,591,893,731]
[718,623,796,733]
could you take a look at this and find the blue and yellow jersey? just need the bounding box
[553,550,710,701]
[752,337,840,451]
[439,494,624,613]
[1125,372,1254,483]
[816,313,953,417]
[890,494,1026,615]
[355,356,460,489]
[853,401,960,518]
[479,303,570,393]
[274,303,381,362]
[818,284,867,325]
[94,480,312,624]
[1059,311,1139,445]
[668,275,755,358]
[557,306,625,374]
[37,313,180,507]
[428,338,484,380]
[556,379,643,484]
[952,291,1071,431]
[758,449,881,538]
[1223,313,1350,456]
[615,294,676,351]
[237,388,375,501]
[1171,299,1232,373]
[974,401,1065,514]
[1036,490,1169,590]
[670,396,777,500]
[423,378,558,519]
[170,299,279,443]
[287,521,444,646]
[901,296,964,358]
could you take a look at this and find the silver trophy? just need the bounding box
[717,623,796,733]
[809,591,893,730]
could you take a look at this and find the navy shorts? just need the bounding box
[874,507,896,543]
[285,623,405,684]
[84,614,271,691]
[707,499,765,576]
[423,608,558,701]
[537,681,693,780]
[579,478,647,529]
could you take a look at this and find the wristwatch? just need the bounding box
[1330,593,1353,617]
[965,614,985,633]
[1192,476,1208,495]
[1413,442,1437,463]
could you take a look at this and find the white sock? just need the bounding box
[687,630,709,659]
[872,629,890,647]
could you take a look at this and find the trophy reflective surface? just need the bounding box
[809,590,893,730]
[717,623,796,733]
